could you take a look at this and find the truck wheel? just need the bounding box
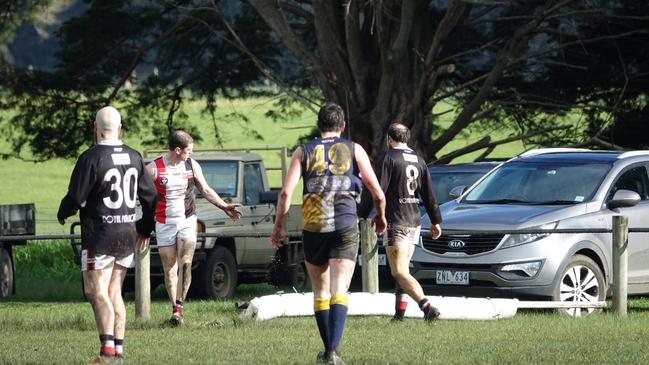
[0,247,13,299]
[552,254,606,317]
[290,262,310,291]
[199,246,237,299]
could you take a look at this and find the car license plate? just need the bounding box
[436,270,469,285]
[358,254,387,266]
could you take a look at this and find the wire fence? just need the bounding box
[5,227,649,242]
[3,218,637,315]
[0,232,304,242]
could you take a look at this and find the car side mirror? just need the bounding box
[449,185,467,200]
[607,189,641,210]
[260,191,278,204]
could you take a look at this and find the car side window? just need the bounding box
[243,163,263,205]
[608,166,649,201]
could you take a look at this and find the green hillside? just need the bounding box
[0,97,524,233]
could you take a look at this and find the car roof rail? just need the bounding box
[518,148,591,158]
[617,151,649,159]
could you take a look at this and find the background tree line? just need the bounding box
[1,0,648,162]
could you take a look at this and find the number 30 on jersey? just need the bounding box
[103,167,139,209]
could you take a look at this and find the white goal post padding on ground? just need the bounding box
[241,292,607,321]
[241,292,517,320]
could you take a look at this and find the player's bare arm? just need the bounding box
[193,165,242,220]
[354,143,386,234]
[270,147,303,250]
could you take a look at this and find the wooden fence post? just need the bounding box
[612,215,629,317]
[135,246,151,320]
[359,219,379,293]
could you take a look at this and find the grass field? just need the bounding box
[0,97,525,233]
[3,241,649,364]
[3,300,649,365]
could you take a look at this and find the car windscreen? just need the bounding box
[463,160,611,204]
[197,161,238,198]
[429,170,490,204]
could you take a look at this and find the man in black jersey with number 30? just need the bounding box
[378,123,443,322]
[58,106,157,365]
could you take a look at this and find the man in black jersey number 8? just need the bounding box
[378,123,443,322]
[58,106,157,364]
[270,103,386,364]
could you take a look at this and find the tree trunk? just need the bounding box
[246,0,614,164]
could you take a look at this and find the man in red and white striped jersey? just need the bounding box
[147,130,241,325]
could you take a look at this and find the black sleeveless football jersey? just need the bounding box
[377,147,441,227]
[58,141,157,258]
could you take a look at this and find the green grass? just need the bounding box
[3,296,649,364]
[5,216,649,364]
[13,240,78,282]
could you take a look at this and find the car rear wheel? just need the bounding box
[552,254,606,317]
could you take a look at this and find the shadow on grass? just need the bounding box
[8,276,293,303]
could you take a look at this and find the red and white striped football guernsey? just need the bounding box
[152,156,198,224]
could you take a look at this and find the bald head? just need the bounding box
[95,106,122,139]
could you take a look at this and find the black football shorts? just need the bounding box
[303,224,359,265]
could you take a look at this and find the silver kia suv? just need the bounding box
[413,148,649,315]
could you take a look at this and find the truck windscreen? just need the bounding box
[197,161,239,198]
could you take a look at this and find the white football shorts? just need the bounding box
[155,214,198,247]
[81,249,134,271]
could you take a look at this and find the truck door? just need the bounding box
[240,163,275,265]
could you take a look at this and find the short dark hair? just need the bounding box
[317,102,345,132]
[387,123,410,143]
[168,130,194,150]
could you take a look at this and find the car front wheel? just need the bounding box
[552,254,606,317]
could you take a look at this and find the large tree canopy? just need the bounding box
[1,0,280,160]
[247,0,649,161]
[1,0,648,162]
[0,0,51,45]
